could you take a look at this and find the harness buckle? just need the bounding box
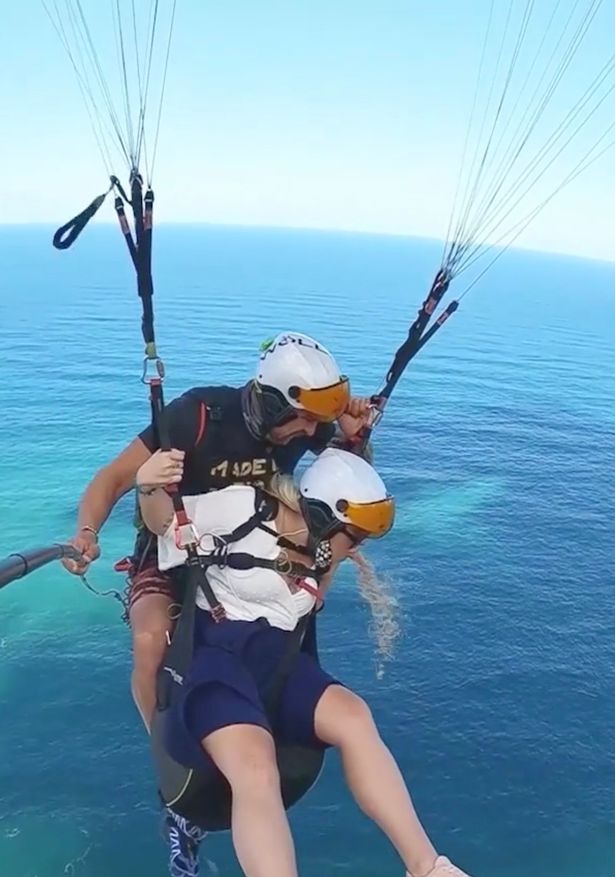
[174,521,200,550]
[369,393,386,417]
[275,551,293,575]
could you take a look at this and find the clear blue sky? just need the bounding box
[1,0,615,260]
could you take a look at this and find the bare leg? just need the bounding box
[129,593,174,731]
[315,685,438,877]
[204,724,299,877]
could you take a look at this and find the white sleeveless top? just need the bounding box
[157,485,316,631]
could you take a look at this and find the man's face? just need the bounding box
[268,411,322,444]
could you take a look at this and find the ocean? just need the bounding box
[0,223,614,877]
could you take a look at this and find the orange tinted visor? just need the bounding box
[292,377,350,422]
[344,497,395,538]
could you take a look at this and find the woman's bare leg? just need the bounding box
[204,724,299,877]
[315,685,438,877]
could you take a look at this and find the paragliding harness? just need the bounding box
[152,486,329,831]
[155,486,324,715]
[53,170,327,830]
[147,266,463,830]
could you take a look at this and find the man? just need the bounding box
[65,332,370,728]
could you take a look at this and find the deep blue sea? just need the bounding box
[0,224,614,877]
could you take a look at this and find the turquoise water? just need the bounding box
[1,224,614,877]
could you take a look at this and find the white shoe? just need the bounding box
[408,856,472,877]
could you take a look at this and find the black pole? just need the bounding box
[0,544,81,590]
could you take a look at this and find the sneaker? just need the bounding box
[162,807,208,877]
[408,857,472,877]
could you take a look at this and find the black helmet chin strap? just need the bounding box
[257,382,301,430]
[241,381,267,439]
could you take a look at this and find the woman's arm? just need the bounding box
[315,563,340,602]
[137,485,175,535]
[318,571,333,597]
[135,449,185,534]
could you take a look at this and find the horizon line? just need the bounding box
[0,218,613,267]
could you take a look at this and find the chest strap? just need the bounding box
[179,489,275,621]
[199,548,319,581]
[189,488,321,619]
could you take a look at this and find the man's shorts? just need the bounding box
[125,537,179,615]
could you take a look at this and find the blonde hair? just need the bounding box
[267,472,399,672]
[267,472,301,512]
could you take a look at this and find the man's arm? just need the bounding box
[309,398,374,457]
[65,390,201,574]
[327,397,374,460]
[77,437,153,533]
[64,437,153,574]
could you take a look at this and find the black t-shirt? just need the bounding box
[138,384,335,495]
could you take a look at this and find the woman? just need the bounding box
[136,447,472,877]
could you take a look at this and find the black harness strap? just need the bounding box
[193,493,321,613]
[382,268,451,399]
[52,174,135,252]
[113,190,138,269]
[262,610,314,714]
[198,550,318,580]
[111,171,232,623]
[356,267,458,454]
[156,562,201,708]
[52,185,113,250]
[212,491,279,544]
[190,490,319,614]
[259,525,314,558]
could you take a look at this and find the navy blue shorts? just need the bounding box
[164,610,340,771]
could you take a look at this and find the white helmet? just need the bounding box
[299,448,395,541]
[255,332,350,426]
